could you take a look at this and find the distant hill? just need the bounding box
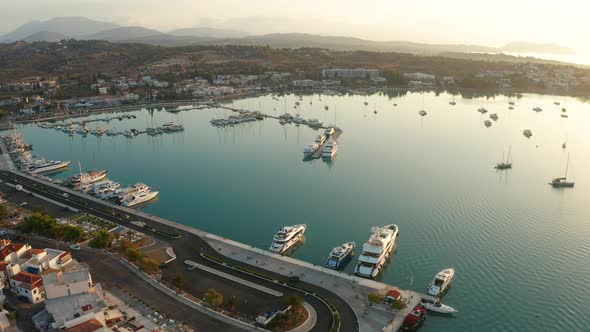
[22,31,69,43]
[194,33,498,55]
[502,42,574,54]
[83,26,163,42]
[168,27,248,39]
[0,17,119,42]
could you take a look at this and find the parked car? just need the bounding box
[69,244,81,251]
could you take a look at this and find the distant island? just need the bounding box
[502,42,574,54]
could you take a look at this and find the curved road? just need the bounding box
[0,170,359,332]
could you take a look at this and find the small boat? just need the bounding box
[523,129,532,138]
[402,306,427,331]
[533,107,543,112]
[477,107,488,114]
[508,101,515,105]
[427,268,455,297]
[420,298,458,314]
[364,101,369,106]
[449,101,456,105]
[484,120,492,127]
[303,143,320,157]
[308,118,323,128]
[325,242,355,269]
[489,113,499,121]
[561,114,568,118]
[562,142,566,149]
[324,105,329,110]
[554,101,560,105]
[324,127,336,136]
[315,134,327,145]
[419,110,427,116]
[495,146,513,170]
[549,153,575,188]
[561,108,567,112]
[508,106,514,110]
[393,103,398,107]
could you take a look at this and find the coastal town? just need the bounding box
[0,4,589,332]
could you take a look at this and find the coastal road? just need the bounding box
[0,170,359,331]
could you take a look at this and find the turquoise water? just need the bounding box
[12,92,590,331]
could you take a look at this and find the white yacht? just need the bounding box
[325,242,355,269]
[303,143,320,157]
[322,140,338,159]
[315,134,327,145]
[308,118,323,128]
[427,268,455,297]
[324,127,336,136]
[115,183,151,201]
[355,224,399,278]
[29,160,70,174]
[269,224,306,254]
[293,114,306,124]
[70,170,108,187]
[122,191,159,207]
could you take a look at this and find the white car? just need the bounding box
[69,244,81,251]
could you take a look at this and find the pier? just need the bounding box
[308,129,343,159]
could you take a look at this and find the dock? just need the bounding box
[308,129,343,159]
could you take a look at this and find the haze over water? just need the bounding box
[11,91,590,331]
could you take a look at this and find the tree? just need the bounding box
[204,288,223,307]
[368,293,385,305]
[59,225,85,242]
[286,294,304,309]
[125,247,143,262]
[171,272,187,292]
[0,204,8,220]
[88,230,115,249]
[225,295,238,312]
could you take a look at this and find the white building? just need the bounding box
[43,270,93,300]
[322,68,380,79]
[403,72,436,81]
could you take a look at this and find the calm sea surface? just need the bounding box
[10,92,590,331]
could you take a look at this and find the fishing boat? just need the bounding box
[495,146,512,170]
[549,153,575,188]
[420,298,458,314]
[325,242,355,269]
[427,268,455,297]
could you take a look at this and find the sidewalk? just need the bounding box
[205,235,425,332]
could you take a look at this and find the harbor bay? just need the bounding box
[9,91,590,331]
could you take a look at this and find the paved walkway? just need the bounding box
[287,302,317,332]
[205,235,425,332]
[120,259,266,332]
[191,262,284,297]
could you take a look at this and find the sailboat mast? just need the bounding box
[565,153,570,179]
[507,145,511,163]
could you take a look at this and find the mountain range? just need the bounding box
[0,16,575,56]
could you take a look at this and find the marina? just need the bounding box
[3,91,590,331]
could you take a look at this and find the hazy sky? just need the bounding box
[2,0,589,51]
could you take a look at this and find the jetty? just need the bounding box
[307,129,343,159]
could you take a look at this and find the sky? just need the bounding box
[2,0,589,52]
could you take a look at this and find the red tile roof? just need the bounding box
[11,271,43,288]
[63,318,103,332]
[0,243,25,260]
[30,249,45,255]
[386,289,402,300]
